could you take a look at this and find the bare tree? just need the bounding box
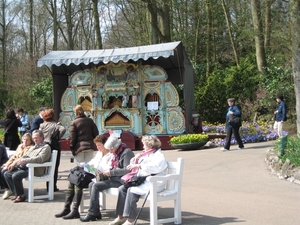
[221,0,239,66]
[92,0,102,49]
[205,0,213,76]
[251,0,267,73]
[290,0,300,136]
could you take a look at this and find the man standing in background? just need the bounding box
[274,95,287,137]
[17,108,29,136]
[29,107,47,133]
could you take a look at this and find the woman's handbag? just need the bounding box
[124,175,149,188]
[228,114,241,127]
[67,166,95,188]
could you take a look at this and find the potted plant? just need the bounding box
[169,134,209,150]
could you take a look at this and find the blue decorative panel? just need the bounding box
[166,107,185,134]
[61,88,76,111]
[70,70,93,85]
[143,65,167,81]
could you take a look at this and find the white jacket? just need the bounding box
[130,149,167,195]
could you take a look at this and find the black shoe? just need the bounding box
[63,210,80,219]
[95,212,102,220]
[54,188,59,192]
[80,214,97,222]
[55,209,71,218]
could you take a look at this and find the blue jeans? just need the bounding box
[4,168,28,196]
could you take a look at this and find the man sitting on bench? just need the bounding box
[3,130,51,203]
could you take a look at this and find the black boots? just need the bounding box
[80,211,102,222]
[62,190,82,219]
[55,190,74,218]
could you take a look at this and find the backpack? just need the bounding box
[47,124,61,150]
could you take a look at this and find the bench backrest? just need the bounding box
[164,158,184,193]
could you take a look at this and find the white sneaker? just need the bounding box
[108,217,127,225]
[122,220,134,225]
[2,190,12,199]
[236,147,244,150]
[220,148,229,151]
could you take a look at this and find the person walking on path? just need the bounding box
[273,94,287,137]
[221,98,244,151]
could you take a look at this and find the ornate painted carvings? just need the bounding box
[143,65,167,81]
[70,70,92,85]
[166,107,185,133]
[165,82,179,107]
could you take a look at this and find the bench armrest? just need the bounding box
[26,162,53,168]
[147,174,180,182]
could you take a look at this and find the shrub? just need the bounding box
[170,134,209,145]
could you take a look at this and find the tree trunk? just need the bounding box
[142,0,171,43]
[52,0,58,50]
[66,0,73,50]
[205,0,213,76]
[221,0,239,66]
[1,0,6,82]
[290,0,300,137]
[251,0,267,73]
[92,0,102,49]
[264,0,275,50]
[29,0,33,60]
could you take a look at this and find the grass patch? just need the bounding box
[274,136,300,166]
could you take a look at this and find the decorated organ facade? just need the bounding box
[59,61,185,139]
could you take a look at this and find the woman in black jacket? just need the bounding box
[69,105,99,164]
[0,109,22,150]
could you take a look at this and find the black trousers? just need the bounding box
[224,126,244,150]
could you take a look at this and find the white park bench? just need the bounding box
[24,150,57,202]
[81,157,184,225]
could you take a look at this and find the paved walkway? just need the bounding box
[0,141,299,225]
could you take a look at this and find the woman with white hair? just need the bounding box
[108,135,168,225]
[80,136,134,222]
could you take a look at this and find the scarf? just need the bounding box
[111,143,127,169]
[121,148,157,183]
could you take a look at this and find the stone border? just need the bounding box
[265,148,300,185]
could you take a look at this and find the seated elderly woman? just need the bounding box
[80,136,134,222]
[108,135,168,225]
[1,133,34,199]
[55,134,113,220]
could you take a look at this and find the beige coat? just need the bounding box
[23,143,51,176]
[2,144,32,168]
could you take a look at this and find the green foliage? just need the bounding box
[274,136,300,166]
[259,55,295,120]
[169,134,209,144]
[0,128,4,143]
[194,55,259,123]
[29,77,53,109]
